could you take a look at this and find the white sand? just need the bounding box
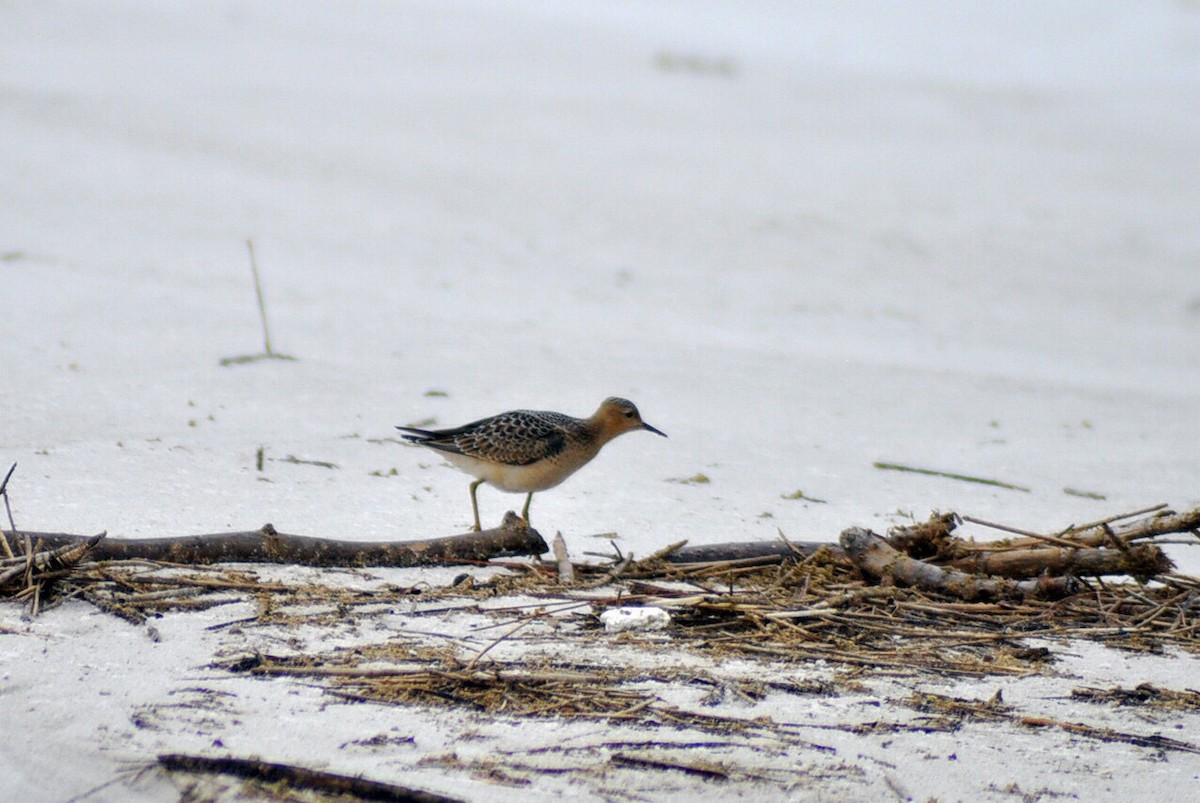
[3,1,1200,800]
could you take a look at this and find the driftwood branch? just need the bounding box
[882,509,1180,580]
[1,512,547,568]
[667,541,830,564]
[840,527,1078,600]
[667,507,1183,583]
[157,753,463,803]
[946,543,1171,580]
[1066,507,1200,546]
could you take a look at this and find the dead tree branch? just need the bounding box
[946,543,1171,581]
[157,753,463,802]
[2,512,546,569]
[840,527,1078,600]
[667,541,832,564]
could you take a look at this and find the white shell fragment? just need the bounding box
[599,606,671,633]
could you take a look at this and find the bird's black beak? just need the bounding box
[643,422,668,437]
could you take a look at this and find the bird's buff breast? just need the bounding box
[440,450,592,493]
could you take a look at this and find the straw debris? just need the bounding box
[5,481,1200,741]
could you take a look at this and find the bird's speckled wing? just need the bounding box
[399,410,578,466]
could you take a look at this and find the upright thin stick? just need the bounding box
[246,239,274,356]
[0,463,17,559]
[220,241,295,365]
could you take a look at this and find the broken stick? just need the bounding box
[840,527,1076,600]
[947,543,1171,581]
[0,532,107,590]
[158,753,463,802]
[666,540,830,563]
[2,512,547,568]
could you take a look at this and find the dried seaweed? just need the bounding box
[182,502,1200,738]
[1069,683,1200,711]
[8,493,1200,801]
[896,690,1200,755]
[6,495,1200,745]
[14,507,1194,677]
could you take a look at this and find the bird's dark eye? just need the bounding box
[624,411,635,418]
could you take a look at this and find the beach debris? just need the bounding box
[0,532,107,591]
[219,239,297,366]
[156,753,462,802]
[552,532,575,584]
[873,461,1031,492]
[4,512,547,568]
[0,463,108,612]
[600,606,671,632]
[840,526,1080,600]
[3,468,1199,686]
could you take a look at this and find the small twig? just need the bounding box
[640,540,689,564]
[961,516,1092,549]
[0,462,17,560]
[469,599,593,632]
[1100,523,1132,555]
[1061,503,1170,535]
[581,555,633,589]
[874,462,1030,492]
[22,532,33,586]
[1019,717,1200,754]
[0,462,16,499]
[273,454,339,469]
[219,240,297,366]
[610,752,729,780]
[246,239,274,357]
[465,616,538,670]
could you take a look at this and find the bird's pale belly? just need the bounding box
[441,451,589,493]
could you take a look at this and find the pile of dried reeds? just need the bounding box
[208,506,1196,727]
[4,451,1199,689]
[0,464,109,613]
[565,505,1200,673]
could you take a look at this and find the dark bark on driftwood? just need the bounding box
[157,753,463,803]
[1,512,547,568]
[666,541,832,564]
[840,527,1078,600]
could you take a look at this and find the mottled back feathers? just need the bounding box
[397,410,580,466]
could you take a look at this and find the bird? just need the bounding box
[397,397,667,531]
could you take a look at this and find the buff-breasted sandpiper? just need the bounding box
[397,397,666,531]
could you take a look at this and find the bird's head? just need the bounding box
[595,397,667,439]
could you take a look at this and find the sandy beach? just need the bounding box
[3,2,1200,800]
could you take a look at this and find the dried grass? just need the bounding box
[5,506,1200,737]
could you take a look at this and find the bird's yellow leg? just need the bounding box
[521,492,533,525]
[469,479,485,532]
